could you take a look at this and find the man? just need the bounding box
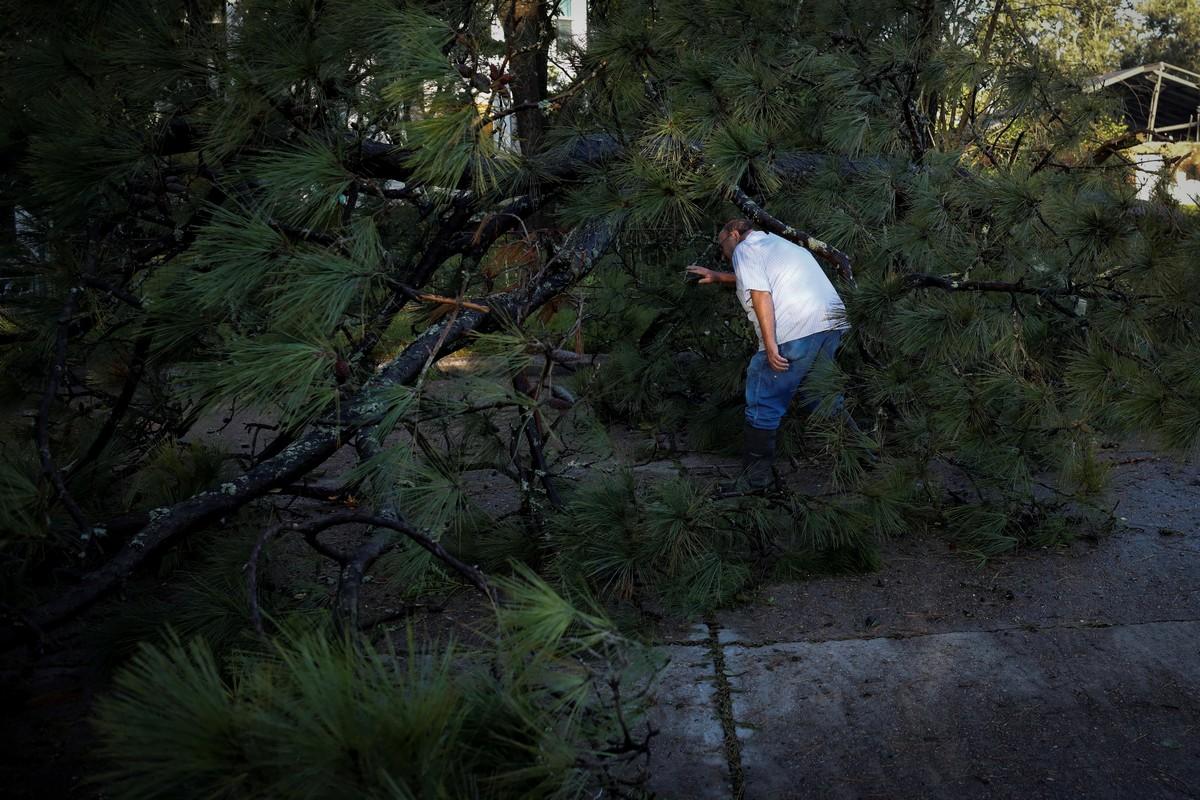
[687,219,850,492]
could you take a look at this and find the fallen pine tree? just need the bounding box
[1,0,1198,655]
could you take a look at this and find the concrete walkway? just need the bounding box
[645,454,1200,799]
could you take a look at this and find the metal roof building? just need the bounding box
[1089,62,1200,142]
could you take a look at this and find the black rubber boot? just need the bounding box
[719,424,778,495]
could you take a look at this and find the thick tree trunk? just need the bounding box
[501,0,551,154]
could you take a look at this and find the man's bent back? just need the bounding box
[732,231,848,352]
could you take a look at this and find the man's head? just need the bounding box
[718,218,755,262]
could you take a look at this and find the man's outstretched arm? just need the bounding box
[685,265,736,286]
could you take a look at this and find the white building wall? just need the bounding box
[1133,144,1200,207]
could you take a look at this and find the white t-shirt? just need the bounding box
[732,231,848,351]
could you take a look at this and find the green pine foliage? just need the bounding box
[567,0,1200,566]
[121,440,226,511]
[1,0,1193,603]
[3,0,1200,791]
[545,471,887,611]
[93,573,654,800]
[83,516,283,671]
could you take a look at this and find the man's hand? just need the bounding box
[765,346,789,372]
[686,265,726,285]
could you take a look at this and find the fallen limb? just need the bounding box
[248,512,495,637]
[332,433,405,632]
[1,219,618,650]
[903,273,1130,302]
[728,186,854,284]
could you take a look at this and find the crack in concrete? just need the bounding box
[704,613,745,800]
[710,615,1200,649]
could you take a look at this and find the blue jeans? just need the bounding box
[744,329,845,431]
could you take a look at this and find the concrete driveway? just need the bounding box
[646,453,1200,799]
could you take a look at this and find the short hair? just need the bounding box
[720,218,755,238]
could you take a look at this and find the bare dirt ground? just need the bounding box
[3,374,1198,800]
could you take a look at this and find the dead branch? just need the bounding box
[386,280,492,314]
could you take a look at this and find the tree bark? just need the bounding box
[501,0,551,154]
[728,186,854,284]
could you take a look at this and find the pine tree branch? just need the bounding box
[345,203,477,364]
[35,230,115,540]
[272,483,356,503]
[1091,129,1151,165]
[333,434,405,632]
[248,510,496,636]
[1,218,618,650]
[333,529,395,632]
[369,181,436,216]
[80,276,144,310]
[36,284,90,537]
[534,346,599,369]
[513,366,564,510]
[445,196,538,252]
[522,408,562,508]
[385,279,492,314]
[903,273,1130,303]
[349,196,534,364]
[158,116,890,200]
[66,333,152,480]
[727,186,855,284]
[955,0,1007,141]
[251,424,305,467]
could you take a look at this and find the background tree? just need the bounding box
[1124,0,1200,72]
